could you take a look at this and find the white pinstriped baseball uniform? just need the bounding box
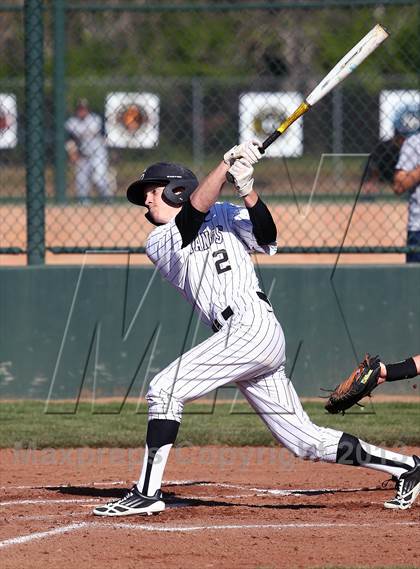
[65,112,111,198]
[93,161,417,517]
[396,132,420,231]
[141,199,415,492]
[145,201,344,464]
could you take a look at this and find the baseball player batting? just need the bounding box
[93,143,420,516]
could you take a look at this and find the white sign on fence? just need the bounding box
[0,94,17,149]
[105,92,160,148]
[239,92,304,158]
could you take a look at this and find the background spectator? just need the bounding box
[65,98,112,202]
[363,107,416,196]
[393,105,420,263]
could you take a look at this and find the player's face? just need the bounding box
[144,184,180,224]
[76,106,89,120]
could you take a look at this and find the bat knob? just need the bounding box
[226,171,235,184]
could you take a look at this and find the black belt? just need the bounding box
[211,291,271,332]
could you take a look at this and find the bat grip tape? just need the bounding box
[260,130,280,152]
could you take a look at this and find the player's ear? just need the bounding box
[161,192,183,209]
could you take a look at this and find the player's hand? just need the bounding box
[363,179,380,197]
[223,140,262,166]
[65,140,80,164]
[228,158,254,197]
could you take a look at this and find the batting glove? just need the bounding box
[228,158,254,197]
[223,140,262,166]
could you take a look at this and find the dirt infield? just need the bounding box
[1,446,419,569]
[1,200,408,267]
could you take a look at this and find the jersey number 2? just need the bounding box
[213,249,231,274]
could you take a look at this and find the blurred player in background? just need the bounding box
[65,98,113,202]
[363,107,416,196]
[392,105,420,263]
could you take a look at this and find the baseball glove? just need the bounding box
[325,354,381,414]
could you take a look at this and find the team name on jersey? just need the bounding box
[191,225,224,252]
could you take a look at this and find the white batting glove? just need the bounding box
[228,158,254,197]
[223,140,262,166]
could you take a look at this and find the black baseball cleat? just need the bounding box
[93,486,165,517]
[384,455,420,510]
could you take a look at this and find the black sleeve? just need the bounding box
[175,201,208,248]
[385,358,418,381]
[247,197,277,246]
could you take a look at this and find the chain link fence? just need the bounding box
[0,0,419,262]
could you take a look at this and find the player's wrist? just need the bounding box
[403,167,420,190]
[242,190,258,207]
[412,166,420,186]
[236,179,254,198]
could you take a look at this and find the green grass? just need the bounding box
[1,401,419,449]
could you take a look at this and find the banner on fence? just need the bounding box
[239,92,304,158]
[0,94,17,149]
[105,92,160,148]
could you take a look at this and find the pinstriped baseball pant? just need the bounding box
[147,301,342,463]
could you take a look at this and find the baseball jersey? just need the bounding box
[146,201,277,327]
[396,132,420,231]
[65,113,106,157]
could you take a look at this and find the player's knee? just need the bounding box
[146,382,184,422]
[146,382,168,407]
[293,442,322,461]
[293,436,337,462]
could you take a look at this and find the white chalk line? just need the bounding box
[0,479,201,491]
[0,493,256,509]
[0,480,266,491]
[191,482,384,495]
[0,482,385,510]
[1,479,383,496]
[1,484,378,509]
[0,479,205,491]
[251,486,379,496]
[0,480,127,491]
[0,520,418,550]
[0,498,99,507]
[0,522,88,549]
[110,520,420,532]
[167,481,384,495]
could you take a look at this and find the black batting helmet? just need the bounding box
[127,162,198,207]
